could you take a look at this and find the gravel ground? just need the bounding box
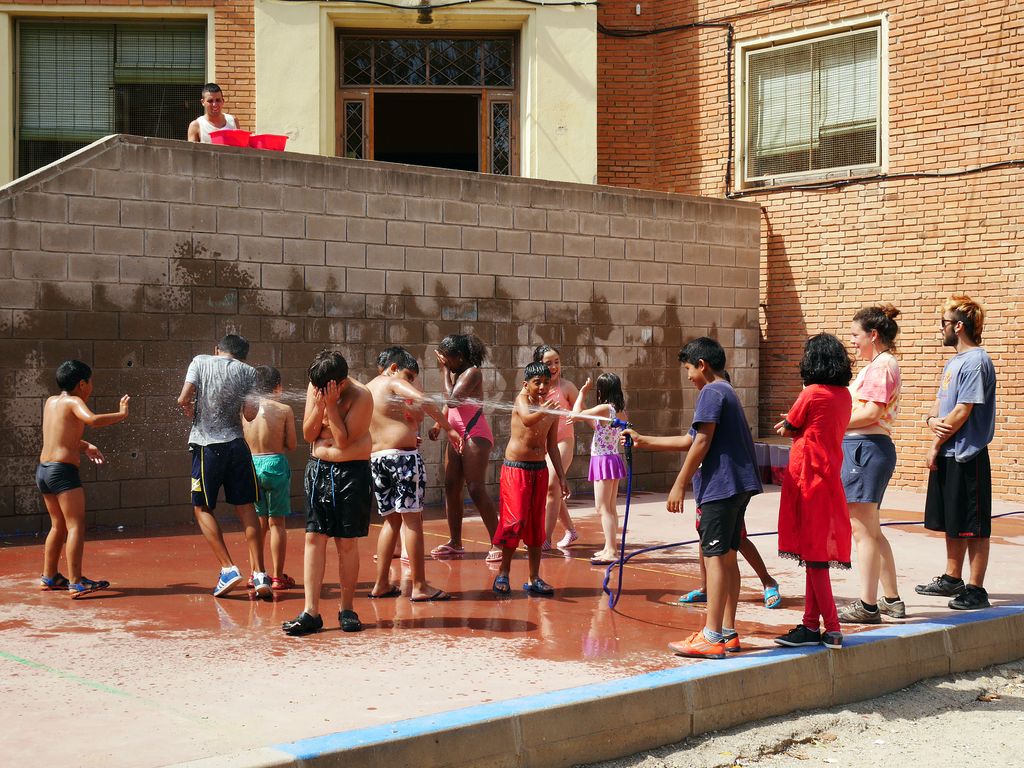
[586,660,1024,768]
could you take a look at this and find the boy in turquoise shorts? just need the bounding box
[243,366,297,590]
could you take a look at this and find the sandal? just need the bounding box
[68,577,109,599]
[678,589,707,604]
[339,609,363,633]
[271,574,296,590]
[764,584,782,609]
[485,549,503,563]
[367,585,402,599]
[430,543,465,558]
[523,578,555,596]
[492,574,511,594]
[282,612,323,636]
[410,589,451,603]
[41,572,69,591]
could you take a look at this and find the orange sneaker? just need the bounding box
[668,631,726,659]
[723,632,741,653]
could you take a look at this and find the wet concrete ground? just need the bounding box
[2,488,1023,767]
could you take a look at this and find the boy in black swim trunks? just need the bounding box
[283,350,374,636]
[177,334,269,598]
[37,360,130,597]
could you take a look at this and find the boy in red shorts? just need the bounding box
[492,362,570,595]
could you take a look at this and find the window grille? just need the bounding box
[340,38,514,88]
[744,27,880,183]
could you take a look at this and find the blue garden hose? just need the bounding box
[601,486,1024,611]
[604,418,632,608]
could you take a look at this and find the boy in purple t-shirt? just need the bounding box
[625,337,762,659]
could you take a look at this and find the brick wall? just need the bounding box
[7,0,255,128]
[597,0,1024,498]
[0,135,760,534]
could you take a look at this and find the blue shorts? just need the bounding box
[841,435,897,505]
[35,462,82,495]
[190,438,259,510]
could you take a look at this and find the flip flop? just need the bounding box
[410,589,451,603]
[523,578,554,596]
[368,585,402,599]
[430,544,465,558]
[764,584,782,609]
[485,549,503,563]
[492,574,511,594]
[678,589,707,604]
[590,557,615,566]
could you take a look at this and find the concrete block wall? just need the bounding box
[0,135,760,534]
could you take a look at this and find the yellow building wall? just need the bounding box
[254,0,597,184]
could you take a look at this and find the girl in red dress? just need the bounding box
[773,333,853,649]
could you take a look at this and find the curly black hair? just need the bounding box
[800,333,852,387]
[438,334,487,367]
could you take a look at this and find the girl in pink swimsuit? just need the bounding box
[428,334,500,561]
[534,345,580,549]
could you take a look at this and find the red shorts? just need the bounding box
[695,506,748,541]
[493,460,548,549]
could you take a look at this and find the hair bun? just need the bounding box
[879,303,900,320]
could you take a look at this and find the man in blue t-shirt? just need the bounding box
[918,296,997,610]
[625,337,762,659]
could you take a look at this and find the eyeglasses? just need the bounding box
[940,319,957,329]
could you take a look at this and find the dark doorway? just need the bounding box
[373,92,479,171]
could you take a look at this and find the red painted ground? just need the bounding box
[2,488,1022,767]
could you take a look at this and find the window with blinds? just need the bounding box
[17,21,206,177]
[743,26,882,184]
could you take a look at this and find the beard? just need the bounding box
[942,329,958,347]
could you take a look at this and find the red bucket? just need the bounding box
[249,134,288,151]
[209,129,251,147]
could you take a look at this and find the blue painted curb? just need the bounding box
[274,603,1024,760]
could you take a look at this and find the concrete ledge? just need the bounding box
[171,606,1024,768]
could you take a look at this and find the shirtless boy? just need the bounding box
[243,366,297,590]
[491,362,570,596]
[367,347,462,601]
[283,350,373,636]
[187,83,242,143]
[37,360,129,597]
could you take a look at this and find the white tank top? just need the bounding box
[197,113,238,143]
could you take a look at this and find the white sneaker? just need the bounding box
[252,571,272,598]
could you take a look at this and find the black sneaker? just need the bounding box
[821,631,843,649]
[339,609,363,633]
[915,574,966,597]
[948,585,990,610]
[774,625,821,647]
[282,611,323,636]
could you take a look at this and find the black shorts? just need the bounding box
[304,458,372,539]
[190,438,259,510]
[35,462,82,495]
[925,449,992,538]
[697,491,753,557]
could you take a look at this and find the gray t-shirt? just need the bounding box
[936,346,996,462]
[184,355,257,446]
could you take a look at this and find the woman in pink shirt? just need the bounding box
[838,304,905,624]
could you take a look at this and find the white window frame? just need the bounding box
[734,14,889,190]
